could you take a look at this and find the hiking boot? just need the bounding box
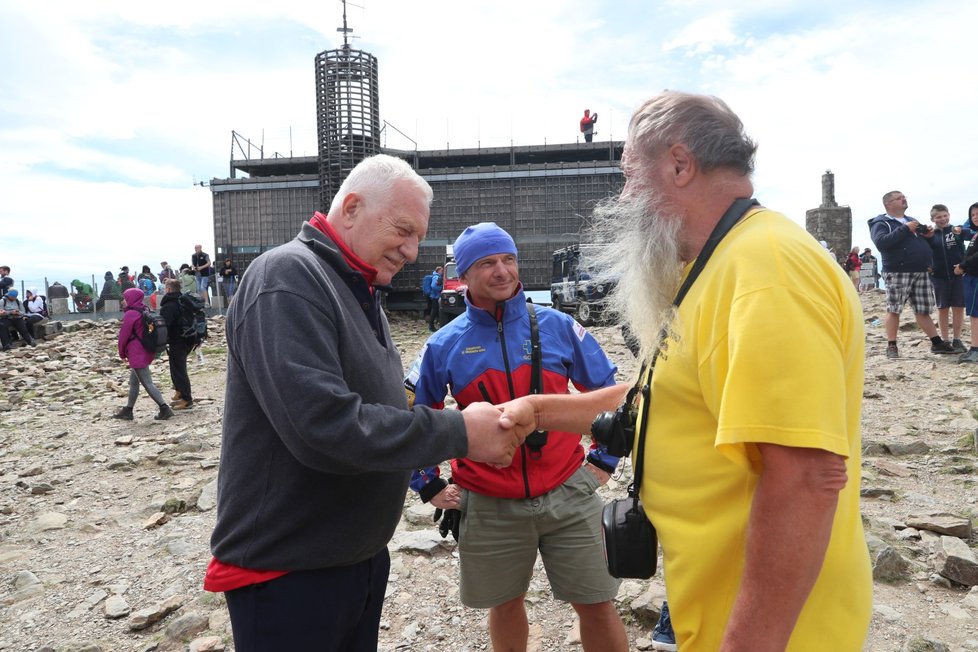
[155,404,174,421]
[952,339,967,353]
[931,340,956,354]
[171,391,182,402]
[959,349,978,364]
[886,343,899,359]
[651,601,677,651]
[112,406,134,421]
[171,399,194,410]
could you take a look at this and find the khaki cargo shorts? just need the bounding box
[458,466,620,608]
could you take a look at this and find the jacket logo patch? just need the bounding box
[573,321,587,341]
[462,345,486,355]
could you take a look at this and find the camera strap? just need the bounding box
[525,302,548,454]
[630,197,760,503]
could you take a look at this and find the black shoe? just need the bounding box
[113,406,134,421]
[155,405,174,421]
[886,343,899,359]
[931,340,956,354]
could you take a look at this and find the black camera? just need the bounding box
[601,494,657,579]
[915,223,933,235]
[591,403,638,458]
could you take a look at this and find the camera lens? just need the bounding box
[591,411,616,446]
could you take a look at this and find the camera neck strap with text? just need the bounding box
[630,197,760,500]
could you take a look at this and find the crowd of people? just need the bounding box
[0,266,46,351]
[86,248,238,314]
[862,194,978,363]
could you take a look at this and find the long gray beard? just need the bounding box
[584,194,684,361]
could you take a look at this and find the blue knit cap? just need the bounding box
[453,222,518,276]
[6,289,16,298]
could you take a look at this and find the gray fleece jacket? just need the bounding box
[210,222,468,570]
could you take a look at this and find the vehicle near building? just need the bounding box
[550,244,611,326]
[438,246,465,326]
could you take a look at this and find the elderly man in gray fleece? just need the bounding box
[205,155,546,651]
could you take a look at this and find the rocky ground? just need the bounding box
[0,290,977,651]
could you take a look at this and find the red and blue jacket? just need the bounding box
[406,287,619,500]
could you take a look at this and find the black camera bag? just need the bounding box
[601,495,656,578]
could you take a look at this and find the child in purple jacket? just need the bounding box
[113,287,173,421]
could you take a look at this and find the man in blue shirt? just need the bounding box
[426,265,443,332]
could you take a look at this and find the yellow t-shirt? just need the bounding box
[639,208,871,650]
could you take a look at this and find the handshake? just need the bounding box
[461,384,631,467]
[459,399,537,467]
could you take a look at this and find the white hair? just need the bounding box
[585,192,684,361]
[328,154,433,215]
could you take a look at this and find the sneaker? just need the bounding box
[155,404,174,421]
[959,349,978,364]
[171,399,194,410]
[931,340,956,354]
[886,343,899,359]
[651,601,677,651]
[953,339,967,353]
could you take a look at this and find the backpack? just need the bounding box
[422,274,433,295]
[136,311,168,356]
[177,292,208,343]
[139,277,156,296]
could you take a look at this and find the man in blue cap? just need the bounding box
[406,222,629,652]
[0,289,36,350]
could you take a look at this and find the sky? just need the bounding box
[2,0,977,295]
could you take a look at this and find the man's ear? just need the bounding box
[668,144,696,188]
[340,192,362,227]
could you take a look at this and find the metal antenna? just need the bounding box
[337,0,353,47]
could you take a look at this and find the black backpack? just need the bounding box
[136,311,168,356]
[177,293,208,343]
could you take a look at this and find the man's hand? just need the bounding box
[496,395,540,439]
[430,483,461,510]
[497,383,631,437]
[461,402,525,466]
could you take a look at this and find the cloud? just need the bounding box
[663,11,740,55]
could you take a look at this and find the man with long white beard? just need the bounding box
[499,91,871,650]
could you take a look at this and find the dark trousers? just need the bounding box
[25,314,43,339]
[0,317,32,348]
[167,338,194,401]
[225,548,390,652]
[427,299,439,328]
